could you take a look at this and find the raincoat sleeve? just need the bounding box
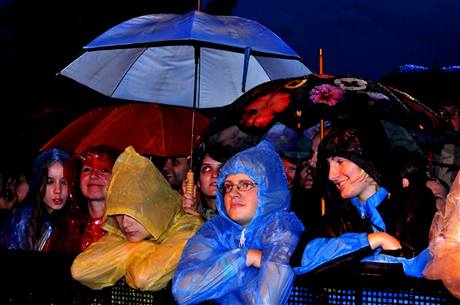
[362,248,432,278]
[125,213,202,291]
[71,233,137,290]
[293,232,372,275]
[240,212,303,305]
[172,220,250,305]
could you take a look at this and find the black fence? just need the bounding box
[1,249,458,305]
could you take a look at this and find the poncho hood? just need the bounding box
[216,140,291,228]
[103,146,181,240]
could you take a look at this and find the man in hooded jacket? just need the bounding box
[172,140,304,305]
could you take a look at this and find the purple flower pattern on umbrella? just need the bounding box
[309,84,345,106]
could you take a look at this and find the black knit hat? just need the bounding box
[318,122,389,187]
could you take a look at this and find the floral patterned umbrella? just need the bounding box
[202,73,448,155]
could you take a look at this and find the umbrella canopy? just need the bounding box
[202,73,448,156]
[381,64,460,106]
[41,103,210,156]
[60,10,310,108]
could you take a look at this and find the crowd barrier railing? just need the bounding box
[1,249,458,305]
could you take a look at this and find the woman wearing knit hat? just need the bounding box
[292,120,436,278]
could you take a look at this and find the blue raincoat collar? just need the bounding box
[350,187,388,232]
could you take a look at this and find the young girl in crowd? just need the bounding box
[173,140,304,305]
[0,148,71,251]
[71,146,202,291]
[182,143,229,220]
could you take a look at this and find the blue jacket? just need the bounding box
[293,187,431,278]
[173,140,304,305]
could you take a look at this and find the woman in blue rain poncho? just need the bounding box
[173,140,304,305]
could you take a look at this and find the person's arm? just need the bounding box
[125,213,202,291]
[241,212,304,305]
[362,248,432,278]
[71,234,134,290]
[294,230,403,276]
[293,232,374,275]
[172,220,250,305]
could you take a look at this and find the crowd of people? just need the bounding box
[0,90,459,304]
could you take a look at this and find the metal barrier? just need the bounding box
[1,250,458,305]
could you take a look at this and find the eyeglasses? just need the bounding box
[220,180,257,194]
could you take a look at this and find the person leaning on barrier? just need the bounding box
[173,140,304,305]
[291,120,435,278]
[71,146,202,291]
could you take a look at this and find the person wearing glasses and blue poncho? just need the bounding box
[172,140,304,305]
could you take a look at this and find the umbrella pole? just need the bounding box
[319,48,324,75]
[320,119,326,216]
[319,48,326,216]
[186,46,201,196]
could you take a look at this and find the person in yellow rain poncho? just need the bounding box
[71,146,203,291]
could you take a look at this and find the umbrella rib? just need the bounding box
[86,40,301,60]
[109,47,150,97]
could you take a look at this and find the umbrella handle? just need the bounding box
[186,170,195,195]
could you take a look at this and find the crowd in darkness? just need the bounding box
[0,1,459,303]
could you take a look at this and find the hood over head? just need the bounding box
[216,140,290,227]
[103,146,181,240]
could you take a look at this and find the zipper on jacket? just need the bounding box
[239,228,246,248]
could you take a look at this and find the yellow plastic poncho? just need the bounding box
[71,146,202,291]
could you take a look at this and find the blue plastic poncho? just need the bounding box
[294,187,431,278]
[172,140,304,305]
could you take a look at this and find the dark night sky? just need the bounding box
[232,0,460,79]
[0,0,459,168]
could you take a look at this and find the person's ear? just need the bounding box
[402,178,410,188]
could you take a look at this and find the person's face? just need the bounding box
[80,154,113,201]
[223,173,258,227]
[43,162,69,212]
[14,175,29,203]
[426,179,447,210]
[198,154,223,197]
[327,156,376,202]
[298,133,322,190]
[438,104,460,132]
[115,215,150,242]
[308,133,322,168]
[162,157,189,190]
[281,157,297,189]
[298,162,314,190]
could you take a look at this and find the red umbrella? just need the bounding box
[41,103,210,156]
